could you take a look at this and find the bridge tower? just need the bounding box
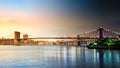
[23,34,28,40]
[14,31,20,45]
[99,27,104,39]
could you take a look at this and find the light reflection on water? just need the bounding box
[0,45,119,68]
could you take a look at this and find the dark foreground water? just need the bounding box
[0,45,120,68]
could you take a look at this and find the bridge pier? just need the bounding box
[77,35,80,46]
[14,39,20,45]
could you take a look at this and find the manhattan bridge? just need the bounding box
[0,27,120,46]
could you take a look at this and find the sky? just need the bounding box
[0,0,120,37]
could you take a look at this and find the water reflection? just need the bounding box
[0,46,119,68]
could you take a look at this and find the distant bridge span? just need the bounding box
[25,37,117,39]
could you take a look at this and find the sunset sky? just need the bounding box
[0,0,120,37]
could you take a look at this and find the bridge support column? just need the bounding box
[99,27,104,39]
[118,35,120,40]
[77,35,80,46]
[14,31,20,45]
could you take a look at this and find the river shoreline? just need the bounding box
[87,46,120,50]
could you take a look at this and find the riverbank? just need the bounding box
[87,46,120,50]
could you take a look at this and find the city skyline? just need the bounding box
[0,0,120,37]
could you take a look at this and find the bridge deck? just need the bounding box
[24,37,117,39]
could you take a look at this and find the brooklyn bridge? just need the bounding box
[0,27,120,46]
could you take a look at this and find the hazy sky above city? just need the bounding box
[0,0,120,37]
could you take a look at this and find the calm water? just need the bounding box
[0,45,120,68]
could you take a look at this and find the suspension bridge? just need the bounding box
[0,27,120,45]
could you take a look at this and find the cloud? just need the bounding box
[0,18,16,23]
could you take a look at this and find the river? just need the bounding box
[0,45,119,68]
